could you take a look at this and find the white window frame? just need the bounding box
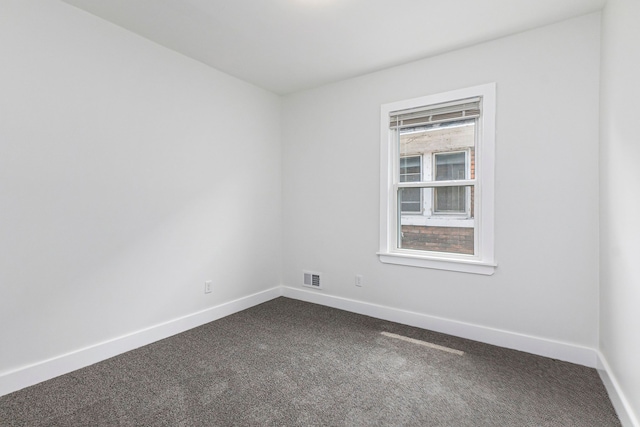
[378,83,496,275]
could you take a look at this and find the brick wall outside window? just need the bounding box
[401,225,474,255]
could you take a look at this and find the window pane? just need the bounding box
[400,156,422,213]
[399,119,475,184]
[434,185,467,213]
[400,156,421,182]
[400,156,421,174]
[435,152,466,180]
[398,185,474,255]
[399,187,421,213]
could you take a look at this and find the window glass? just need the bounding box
[399,185,475,255]
[395,117,475,254]
[435,152,466,181]
[400,156,422,213]
[434,152,468,214]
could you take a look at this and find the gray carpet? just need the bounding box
[0,297,621,426]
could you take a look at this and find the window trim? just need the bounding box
[378,83,496,275]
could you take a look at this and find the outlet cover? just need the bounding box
[355,275,363,287]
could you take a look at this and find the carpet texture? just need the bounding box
[0,297,621,426]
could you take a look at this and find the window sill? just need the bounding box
[377,251,496,275]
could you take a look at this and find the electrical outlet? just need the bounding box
[355,275,363,287]
[204,280,212,294]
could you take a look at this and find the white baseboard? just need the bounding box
[0,287,282,397]
[281,286,598,368]
[597,353,640,427]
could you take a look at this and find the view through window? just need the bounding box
[395,103,478,255]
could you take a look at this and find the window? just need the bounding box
[433,151,468,215]
[378,83,496,274]
[400,156,422,213]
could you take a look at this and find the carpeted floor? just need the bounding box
[0,297,621,426]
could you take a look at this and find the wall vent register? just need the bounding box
[303,271,322,289]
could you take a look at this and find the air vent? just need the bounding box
[303,270,322,289]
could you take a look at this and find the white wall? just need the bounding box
[4,1,631,415]
[0,1,281,377]
[600,0,640,423]
[282,14,601,351]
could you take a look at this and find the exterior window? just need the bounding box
[378,83,496,275]
[400,156,422,213]
[434,151,467,214]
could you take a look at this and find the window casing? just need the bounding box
[378,84,496,275]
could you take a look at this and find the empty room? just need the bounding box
[1,0,638,425]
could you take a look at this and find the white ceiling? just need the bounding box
[61,0,606,94]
